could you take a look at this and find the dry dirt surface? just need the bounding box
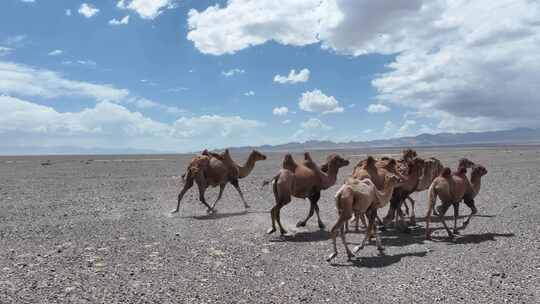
[1,148,539,303]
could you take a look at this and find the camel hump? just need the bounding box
[282,154,297,171]
[366,156,376,166]
[441,167,452,178]
[304,152,313,162]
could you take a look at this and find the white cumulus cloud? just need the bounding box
[187,0,540,132]
[0,96,264,152]
[366,103,390,113]
[272,106,289,116]
[117,0,175,20]
[78,3,99,18]
[298,89,343,114]
[274,68,310,84]
[222,68,245,77]
[48,49,63,56]
[109,15,130,25]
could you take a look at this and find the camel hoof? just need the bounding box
[378,226,387,232]
[244,204,251,209]
[170,209,179,214]
[266,228,276,234]
[453,229,460,235]
[326,252,337,262]
[377,248,385,256]
[280,230,288,236]
[296,221,306,228]
[353,245,364,254]
[425,234,432,241]
[347,252,355,260]
[318,223,326,230]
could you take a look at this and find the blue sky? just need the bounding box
[1,0,539,153]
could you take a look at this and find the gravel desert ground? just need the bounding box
[1,147,539,303]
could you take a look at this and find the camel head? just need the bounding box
[458,158,475,169]
[250,150,267,162]
[407,157,425,175]
[384,173,403,188]
[471,164,488,177]
[402,149,418,162]
[321,154,349,172]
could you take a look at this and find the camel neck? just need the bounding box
[321,165,339,189]
[238,154,256,178]
[470,173,482,196]
[375,182,395,205]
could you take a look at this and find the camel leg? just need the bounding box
[354,211,375,253]
[195,176,213,213]
[452,202,460,235]
[425,196,434,240]
[297,191,323,228]
[327,217,345,262]
[340,225,354,260]
[368,209,385,254]
[403,200,410,216]
[296,200,315,228]
[462,198,477,229]
[408,196,417,226]
[211,184,226,210]
[267,205,278,234]
[437,202,454,239]
[311,192,325,229]
[275,204,288,235]
[171,172,194,213]
[230,179,249,209]
[361,213,368,230]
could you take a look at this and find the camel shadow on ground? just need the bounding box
[412,214,496,224]
[183,209,267,220]
[269,230,331,243]
[431,232,515,245]
[330,251,428,268]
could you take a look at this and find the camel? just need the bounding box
[382,156,426,227]
[401,157,444,217]
[266,152,350,235]
[424,159,485,240]
[327,173,402,262]
[171,149,267,214]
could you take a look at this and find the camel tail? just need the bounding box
[427,181,437,210]
[271,174,280,203]
[262,173,280,189]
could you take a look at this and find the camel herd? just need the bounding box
[172,148,487,262]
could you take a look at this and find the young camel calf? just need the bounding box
[327,174,402,262]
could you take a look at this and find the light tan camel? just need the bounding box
[424,159,484,239]
[266,152,350,235]
[327,173,402,262]
[348,153,407,230]
[171,149,266,214]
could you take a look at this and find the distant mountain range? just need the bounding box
[228,128,540,152]
[2,128,539,156]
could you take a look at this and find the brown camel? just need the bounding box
[382,156,426,227]
[424,159,484,239]
[460,164,488,230]
[401,156,444,217]
[266,152,350,235]
[171,149,266,214]
[327,173,402,262]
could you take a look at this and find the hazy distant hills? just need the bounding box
[2,128,539,155]
[229,128,540,153]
